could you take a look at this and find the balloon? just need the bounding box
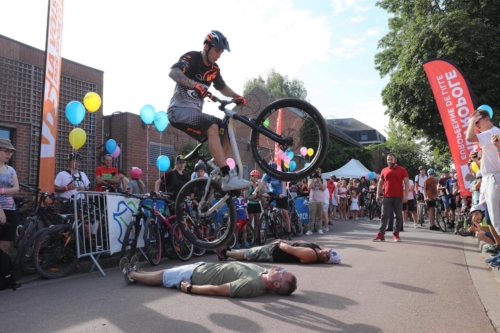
[287,151,294,159]
[305,162,310,168]
[471,161,479,173]
[140,104,156,124]
[369,172,375,179]
[278,151,286,160]
[300,147,307,156]
[111,146,121,158]
[289,161,297,171]
[154,111,169,132]
[105,139,117,154]
[65,101,86,125]
[263,119,269,128]
[284,156,291,164]
[68,128,87,150]
[83,92,101,112]
[277,165,282,171]
[478,105,493,118]
[284,163,289,169]
[307,148,314,157]
[226,158,236,169]
[156,155,170,172]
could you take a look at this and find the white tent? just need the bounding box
[322,159,375,179]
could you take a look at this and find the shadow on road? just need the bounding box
[380,281,434,294]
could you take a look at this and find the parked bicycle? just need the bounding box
[434,196,447,232]
[366,191,381,220]
[288,191,303,236]
[175,92,328,250]
[258,193,287,240]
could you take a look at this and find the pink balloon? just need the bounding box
[111,146,121,158]
[300,147,307,156]
[284,156,291,164]
[226,158,236,169]
[277,165,282,171]
[278,151,286,160]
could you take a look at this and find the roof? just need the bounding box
[328,118,378,132]
[322,159,377,179]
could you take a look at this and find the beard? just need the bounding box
[387,162,395,168]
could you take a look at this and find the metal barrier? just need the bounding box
[73,191,112,276]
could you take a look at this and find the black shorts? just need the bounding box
[247,203,262,214]
[426,199,437,208]
[417,192,424,201]
[403,199,416,212]
[168,108,224,142]
[449,200,457,210]
[0,210,20,242]
[275,197,288,210]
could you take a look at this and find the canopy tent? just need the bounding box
[321,159,375,179]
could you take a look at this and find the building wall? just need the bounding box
[0,35,103,191]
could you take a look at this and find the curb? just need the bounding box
[475,238,500,283]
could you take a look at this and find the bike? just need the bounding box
[288,191,303,237]
[176,93,328,249]
[258,193,286,240]
[435,196,447,232]
[366,191,380,220]
[417,199,426,226]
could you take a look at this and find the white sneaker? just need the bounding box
[305,230,313,236]
[318,229,324,235]
[414,223,418,228]
[325,228,329,232]
[355,217,358,220]
[221,170,252,191]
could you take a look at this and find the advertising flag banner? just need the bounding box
[423,59,478,196]
[38,0,65,192]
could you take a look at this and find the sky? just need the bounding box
[0,0,391,135]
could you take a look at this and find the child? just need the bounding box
[468,205,495,245]
[127,167,146,194]
[289,182,299,198]
[350,190,359,220]
[233,192,250,249]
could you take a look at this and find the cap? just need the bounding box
[470,204,485,214]
[326,249,341,264]
[0,139,16,151]
[175,155,185,163]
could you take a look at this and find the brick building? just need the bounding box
[0,34,103,190]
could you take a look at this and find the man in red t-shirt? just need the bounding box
[326,175,337,223]
[372,153,409,242]
[95,154,120,192]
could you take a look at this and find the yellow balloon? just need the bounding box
[69,128,87,150]
[284,163,290,168]
[471,161,479,173]
[83,92,101,112]
[307,148,314,157]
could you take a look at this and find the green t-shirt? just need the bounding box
[480,217,488,227]
[191,262,268,298]
[247,186,259,205]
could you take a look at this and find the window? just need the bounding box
[243,163,249,180]
[360,133,368,141]
[149,142,175,165]
[0,128,11,139]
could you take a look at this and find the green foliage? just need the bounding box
[243,68,308,100]
[321,142,374,174]
[375,0,500,150]
[178,143,211,173]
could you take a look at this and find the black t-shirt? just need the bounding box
[161,170,190,199]
[272,242,322,263]
[168,51,226,112]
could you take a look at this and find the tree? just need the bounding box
[321,143,374,175]
[178,143,211,173]
[375,0,500,150]
[243,68,308,100]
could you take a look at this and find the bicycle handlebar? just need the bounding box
[206,92,243,111]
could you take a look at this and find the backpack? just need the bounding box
[0,249,17,291]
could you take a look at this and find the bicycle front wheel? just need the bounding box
[170,222,194,262]
[18,227,47,275]
[144,218,162,265]
[250,98,329,181]
[33,224,80,279]
[290,209,302,237]
[121,218,141,261]
[368,202,375,220]
[176,178,237,250]
[435,207,446,232]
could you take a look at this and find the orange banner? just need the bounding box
[423,59,478,196]
[38,0,65,192]
[273,108,283,167]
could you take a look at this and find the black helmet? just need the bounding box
[204,30,230,52]
[194,163,206,171]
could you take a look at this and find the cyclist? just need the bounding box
[415,166,428,220]
[166,30,251,191]
[120,256,297,297]
[252,162,292,241]
[423,168,440,231]
[437,168,451,224]
[445,170,458,226]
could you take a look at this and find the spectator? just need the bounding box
[127,167,146,194]
[300,178,309,196]
[233,191,249,249]
[331,178,339,221]
[95,154,120,192]
[358,176,369,218]
[120,256,297,297]
[0,139,20,290]
[415,166,428,222]
[246,170,262,245]
[305,168,326,235]
[372,153,409,242]
[326,175,336,223]
[437,168,452,224]
[445,170,458,225]
[350,190,359,220]
[288,181,299,198]
[423,168,440,231]
[155,155,190,200]
[118,169,130,192]
[338,180,348,220]
[54,153,90,212]
[321,185,329,233]
[191,161,208,180]
[402,178,417,228]
[471,171,482,205]
[467,205,495,246]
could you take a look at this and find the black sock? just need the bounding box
[221,166,230,176]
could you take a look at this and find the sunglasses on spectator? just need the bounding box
[0,149,14,154]
[475,117,484,125]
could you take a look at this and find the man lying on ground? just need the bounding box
[215,240,341,265]
[119,256,297,298]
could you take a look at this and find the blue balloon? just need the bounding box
[287,151,295,159]
[369,171,375,179]
[478,105,493,118]
[289,161,297,171]
[305,162,310,168]
[154,111,169,132]
[65,101,86,125]
[156,155,170,172]
[105,139,117,154]
[140,104,156,124]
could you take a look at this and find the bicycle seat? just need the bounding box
[184,142,205,161]
[56,214,73,220]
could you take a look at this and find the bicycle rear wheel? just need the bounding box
[170,222,194,262]
[33,224,80,279]
[435,207,447,232]
[290,209,302,236]
[368,202,375,220]
[176,178,237,250]
[143,218,162,265]
[419,204,425,226]
[121,218,141,261]
[18,227,47,275]
[258,214,268,244]
[250,99,329,181]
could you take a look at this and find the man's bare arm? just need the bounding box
[169,68,197,88]
[219,85,236,97]
[181,282,231,297]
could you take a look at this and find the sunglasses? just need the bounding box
[278,269,286,276]
[475,117,484,125]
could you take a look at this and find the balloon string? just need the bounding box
[146,125,149,192]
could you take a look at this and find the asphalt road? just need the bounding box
[1,217,499,333]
